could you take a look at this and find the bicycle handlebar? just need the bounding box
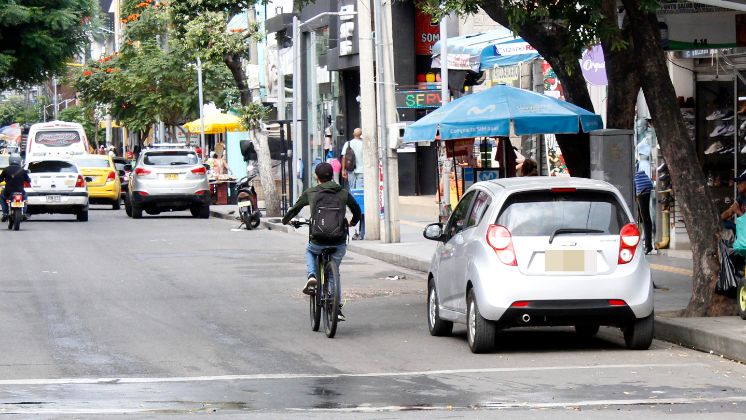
[289,219,310,228]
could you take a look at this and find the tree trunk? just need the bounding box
[479,1,594,177]
[601,0,640,130]
[224,52,280,217]
[622,0,732,316]
[252,130,281,216]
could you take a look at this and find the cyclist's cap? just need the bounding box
[315,162,333,182]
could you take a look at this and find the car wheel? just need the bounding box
[575,324,600,338]
[737,279,746,320]
[466,289,496,353]
[76,208,89,222]
[132,204,143,219]
[197,204,210,219]
[112,199,121,210]
[623,312,654,350]
[428,280,453,337]
[124,194,132,217]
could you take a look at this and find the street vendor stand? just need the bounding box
[403,84,604,219]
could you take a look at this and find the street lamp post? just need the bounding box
[196,57,206,158]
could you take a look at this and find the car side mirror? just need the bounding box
[423,223,446,242]
[118,170,125,177]
[124,164,133,172]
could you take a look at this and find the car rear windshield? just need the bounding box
[75,158,110,168]
[143,151,198,166]
[28,161,78,173]
[496,190,628,236]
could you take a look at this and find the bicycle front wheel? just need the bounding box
[322,259,340,338]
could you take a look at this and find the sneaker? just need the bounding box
[740,143,746,154]
[707,110,725,120]
[337,309,346,322]
[710,124,727,137]
[705,141,725,154]
[302,276,317,295]
[0,214,7,223]
[722,110,735,121]
[725,124,736,136]
[740,119,746,131]
[352,233,361,240]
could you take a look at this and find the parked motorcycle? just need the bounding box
[7,192,25,231]
[236,175,261,230]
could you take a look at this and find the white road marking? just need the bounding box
[0,363,704,386]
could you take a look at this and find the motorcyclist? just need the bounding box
[0,154,30,222]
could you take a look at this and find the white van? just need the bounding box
[26,121,89,160]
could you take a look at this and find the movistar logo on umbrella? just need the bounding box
[467,105,496,115]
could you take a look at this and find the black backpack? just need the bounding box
[344,141,357,172]
[310,188,348,243]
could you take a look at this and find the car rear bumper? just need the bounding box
[26,192,88,214]
[473,255,654,322]
[131,192,209,207]
[88,184,120,201]
[495,299,638,328]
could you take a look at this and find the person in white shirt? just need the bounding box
[341,128,364,189]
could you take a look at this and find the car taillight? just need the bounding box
[618,223,640,264]
[23,181,31,188]
[75,175,86,188]
[191,166,206,175]
[195,190,208,195]
[106,171,116,182]
[135,167,151,176]
[486,224,517,266]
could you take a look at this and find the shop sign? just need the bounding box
[580,45,607,86]
[490,65,520,86]
[415,9,440,55]
[396,90,442,109]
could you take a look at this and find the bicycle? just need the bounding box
[290,219,341,338]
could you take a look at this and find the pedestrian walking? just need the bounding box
[327,151,341,184]
[341,128,364,189]
[341,128,365,239]
[634,167,654,254]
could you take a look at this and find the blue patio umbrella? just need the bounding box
[403,84,603,142]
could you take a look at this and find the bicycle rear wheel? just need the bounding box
[322,259,340,338]
[310,263,322,331]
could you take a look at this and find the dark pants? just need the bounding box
[637,191,653,252]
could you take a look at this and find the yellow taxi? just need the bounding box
[73,155,122,209]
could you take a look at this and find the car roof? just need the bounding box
[476,176,620,194]
[142,148,194,154]
[73,155,109,160]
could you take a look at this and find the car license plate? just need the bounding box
[237,201,252,208]
[10,201,23,208]
[545,250,596,273]
[165,173,179,180]
[46,195,61,203]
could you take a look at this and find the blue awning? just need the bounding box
[431,30,540,72]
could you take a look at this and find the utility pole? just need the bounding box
[358,0,381,240]
[196,57,206,157]
[52,77,58,120]
[277,38,286,120]
[291,16,302,202]
[374,0,400,242]
[439,15,450,222]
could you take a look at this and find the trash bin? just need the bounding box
[350,188,364,213]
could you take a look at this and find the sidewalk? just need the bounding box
[210,197,746,364]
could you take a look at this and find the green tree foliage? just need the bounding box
[74,0,236,136]
[0,0,97,89]
[0,95,43,125]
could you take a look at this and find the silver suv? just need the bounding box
[424,177,653,353]
[125,149,210,219]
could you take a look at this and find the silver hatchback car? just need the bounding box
[424,177,653,353]
[125,149,210,218]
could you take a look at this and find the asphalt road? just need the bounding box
[1,207,745,418]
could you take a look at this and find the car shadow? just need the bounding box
[439,326,626,353]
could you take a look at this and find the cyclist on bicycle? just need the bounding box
[282,163,361,315]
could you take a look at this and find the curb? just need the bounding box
[210,210,238,222]
[653,318,746,364]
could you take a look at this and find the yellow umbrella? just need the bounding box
[183,112,244,134]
